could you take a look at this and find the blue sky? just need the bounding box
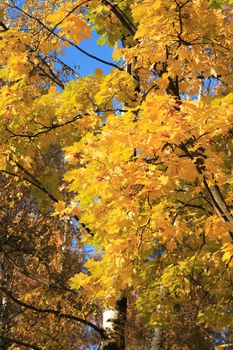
[61,31,115,76]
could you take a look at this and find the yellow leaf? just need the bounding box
[159,175,169,185]
[95,68,103,76]
[54,201,66,213]
[166,240,177,250]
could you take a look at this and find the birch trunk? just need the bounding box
[100,296,127,350]
[0,253,10,350]
[150,328,162,350]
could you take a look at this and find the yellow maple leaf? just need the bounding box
[159,175,169,185]
[54,201,66,213]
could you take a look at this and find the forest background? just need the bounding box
[0,0,233,350]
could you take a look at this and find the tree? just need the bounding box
[0,0,233,349]
[0,170,101,349]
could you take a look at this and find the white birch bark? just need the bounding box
[150,328,161,350]
[100,297,127,350]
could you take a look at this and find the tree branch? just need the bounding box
[35,57,65,89]
[9,2,122,71]
[0,21,9,31]
[6,112,86,139]
[43,0,91,43]
[178,142,233,241]
[2,249,79,294]
[1,287,104,336]
[1,160,93,237]
[102,0,137,36]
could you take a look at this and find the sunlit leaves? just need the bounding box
[47,2,91,44]
[209,0,233,8]
[0,0,233,347]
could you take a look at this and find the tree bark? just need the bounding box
[100,296,127,350]
[0,253,10,350]
[150,328,162,350]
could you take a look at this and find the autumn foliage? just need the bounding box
[0,0,233,349]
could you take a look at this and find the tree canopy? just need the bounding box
[0,0,233,349]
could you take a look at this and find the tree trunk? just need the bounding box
[0,253,10,350]
[100,296,127,350]
[150,328,162,350]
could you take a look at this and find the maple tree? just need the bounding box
[0,0,233,349]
